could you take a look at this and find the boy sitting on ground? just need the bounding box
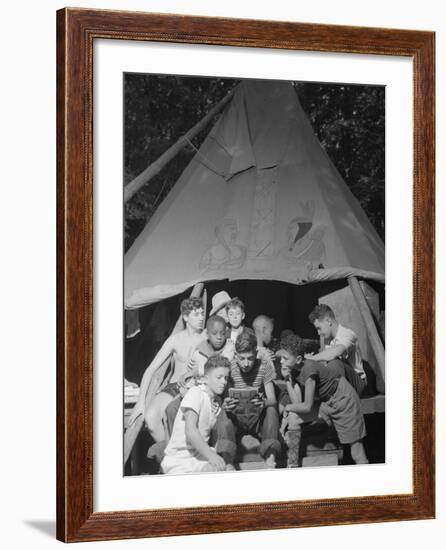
[307,304,367,396]
[161,355,232,474]
[279,335,368,464]
[128,297,206,444]
[221,329,281,468]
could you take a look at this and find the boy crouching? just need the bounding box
[161,355,232,475]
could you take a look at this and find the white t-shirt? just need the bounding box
[163,385,220,460]
[328,324,366,378]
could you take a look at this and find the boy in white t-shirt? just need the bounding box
[307,304,367,396]
[161,355,232,475]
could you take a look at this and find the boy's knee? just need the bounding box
[326,359,345,370]
[145,401,165,429]
[144,407,156,427]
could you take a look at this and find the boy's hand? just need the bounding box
[208,452,226,471]
[222,396,239,412]
[304,352,314,359]
[281,366,290,380]
[257,346,275,363]
[250,394,265,408]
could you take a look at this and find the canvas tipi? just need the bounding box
[124,79,385,388]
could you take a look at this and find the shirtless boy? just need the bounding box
[128,297,206,442]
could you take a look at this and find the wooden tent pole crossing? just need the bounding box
[124,90,235,203]
[348,276,385,388]
[124,282,205,465]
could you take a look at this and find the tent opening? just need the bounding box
[125,278,385,392]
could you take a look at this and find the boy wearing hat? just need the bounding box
[209,291,231,322]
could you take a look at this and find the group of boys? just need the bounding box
[129,291,369,474]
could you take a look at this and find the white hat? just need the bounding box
[209,291,231,316]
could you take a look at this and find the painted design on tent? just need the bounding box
[279,200,327,280]
[247,170,277,259]
[199,219,247,271]
[285,200,326,263]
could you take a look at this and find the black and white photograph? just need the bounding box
[123,74,386,476]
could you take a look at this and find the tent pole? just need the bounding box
[124,283,205,466]
[348,276,385,388]
[124,90,235,203]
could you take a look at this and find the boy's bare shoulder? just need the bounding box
[169,329,205,344]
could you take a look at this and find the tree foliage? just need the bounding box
[124,75,384,251]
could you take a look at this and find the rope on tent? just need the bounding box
[183,136,227,179]
[124,89,235,203]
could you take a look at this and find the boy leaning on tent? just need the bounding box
[128,297,206,443]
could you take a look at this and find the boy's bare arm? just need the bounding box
[307,344,346,361]
[286,381,302,404]
[184,410,225,470]
[263,381,278,408]
[286,378,315,414]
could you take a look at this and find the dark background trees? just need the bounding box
[124,74,384,251]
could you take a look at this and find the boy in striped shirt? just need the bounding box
[222,329,281,468]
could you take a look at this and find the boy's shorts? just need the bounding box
[318,377,366,444]
[161,448,217,475]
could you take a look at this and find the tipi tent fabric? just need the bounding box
[125,80,384,309]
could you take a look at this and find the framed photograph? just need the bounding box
[56,7,435,543]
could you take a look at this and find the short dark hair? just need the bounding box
[280,329,294,340]
[235,328,257,354]
[280,334,306,358]
[206,315,227,330]
[308,304,335,324]
[204,354,231,373]
[180,297,203,316]
[225,297,245,313]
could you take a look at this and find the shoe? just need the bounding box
[264,453,277,468]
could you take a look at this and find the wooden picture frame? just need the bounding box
[56,7,435,542]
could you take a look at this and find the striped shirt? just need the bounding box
[230,359,275,393]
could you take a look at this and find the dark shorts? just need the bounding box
[160,382,181,398]
[318,377,366,444]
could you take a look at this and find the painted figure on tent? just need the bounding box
[199,219,247,272]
